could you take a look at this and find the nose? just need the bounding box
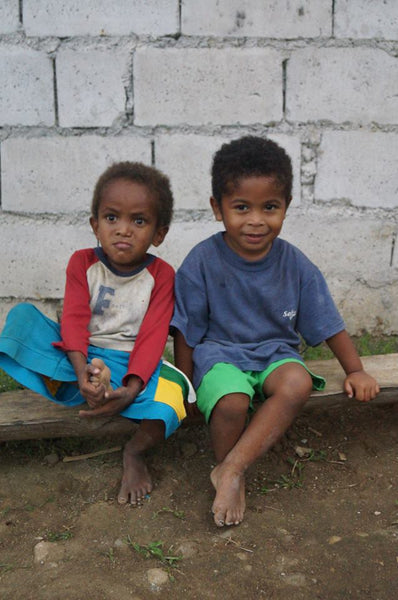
[116,218,132,236]
[248,210,264,226]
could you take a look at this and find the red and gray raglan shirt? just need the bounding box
[53,247,175,386]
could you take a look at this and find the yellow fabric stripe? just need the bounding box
[41,375,62,397]
[154,377,186,422]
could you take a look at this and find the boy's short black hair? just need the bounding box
[91,161,173,228]
[211,136,293,205]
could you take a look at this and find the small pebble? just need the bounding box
[176,541,198,558]
[283,573,306,587]
[44,453,59,466]
[147,568,169,590]
[328,536,342,545]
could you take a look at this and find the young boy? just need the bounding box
[0,161,191,506]
[172,136,379,527]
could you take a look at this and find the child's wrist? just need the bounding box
[124,375,143,395]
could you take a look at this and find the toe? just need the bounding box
[212,508,226,527]
[117,481,129,505]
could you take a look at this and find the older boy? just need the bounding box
[172,136,379,527]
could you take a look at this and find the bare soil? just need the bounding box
[1,403,398,599]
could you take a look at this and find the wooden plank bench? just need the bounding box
[0,353,397,442]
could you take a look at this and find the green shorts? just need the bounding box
[196,359,326,423]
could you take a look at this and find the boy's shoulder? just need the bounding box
[176,233,220,273]
[146,254,175,277]
[182,233,220,260]
[275,238,315,264]
[67,247,98,268]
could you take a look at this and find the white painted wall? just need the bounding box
[0,0,397,336]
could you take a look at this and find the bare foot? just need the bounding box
[117,440,153,506]
[210,463,246,527]
[90,358,112,392]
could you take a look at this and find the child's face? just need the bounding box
[210,175,288,261]
[90,178,168,272]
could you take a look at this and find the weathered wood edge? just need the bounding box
[1,354,397,442]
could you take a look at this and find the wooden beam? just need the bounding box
[0,354,397,442]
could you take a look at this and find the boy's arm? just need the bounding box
[54,251,93,356]
[173,329,194,382]
[54,251,110,409]
[123,260,175,387]
[326,330,380,402]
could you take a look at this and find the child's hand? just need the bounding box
[78,362,107,408]
[79,375,143,418]
[344,370,380,402]
[79,386,136,418]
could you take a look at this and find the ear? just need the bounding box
[210,197,223,222]
[152,226,169,247]
[284,196,292,213]
[90,216,99,239]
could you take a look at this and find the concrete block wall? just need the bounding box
[0,0,397,337]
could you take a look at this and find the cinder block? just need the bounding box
[134,47,283,125]
[282,210,394,280]
[159,221,224,270]
[336,280,398,336]
[0,47,54,126]
[182,0,331,37]
[0,216,93,298]
[286,47,398,125]
[335,0,398,39]
[0,0,19,33]
[155,134,228,210]
[24,0,179,36]
[315,132,398,209]
[155,133,301,210]
[57,48,130,127]
[282,210,398,333]
[0,216,219,298]
[2,136,151,213]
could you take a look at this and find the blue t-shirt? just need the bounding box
[171,233,345,389]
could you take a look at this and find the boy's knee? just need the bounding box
[265,364,313,406]
[9,302,35,317]
[212,393,250,420]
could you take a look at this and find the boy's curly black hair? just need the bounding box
[211,136,293,206]
[91,161,173,228]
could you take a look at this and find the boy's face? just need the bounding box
[90,178,168,272]
[210,175,288,261]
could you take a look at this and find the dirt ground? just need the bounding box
[1,402,398,600]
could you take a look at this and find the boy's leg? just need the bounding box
[117,362,187,505]
[118,419,165,506]
[211,363,312,527]
[209,392,250,527]
[210,393,250,463]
